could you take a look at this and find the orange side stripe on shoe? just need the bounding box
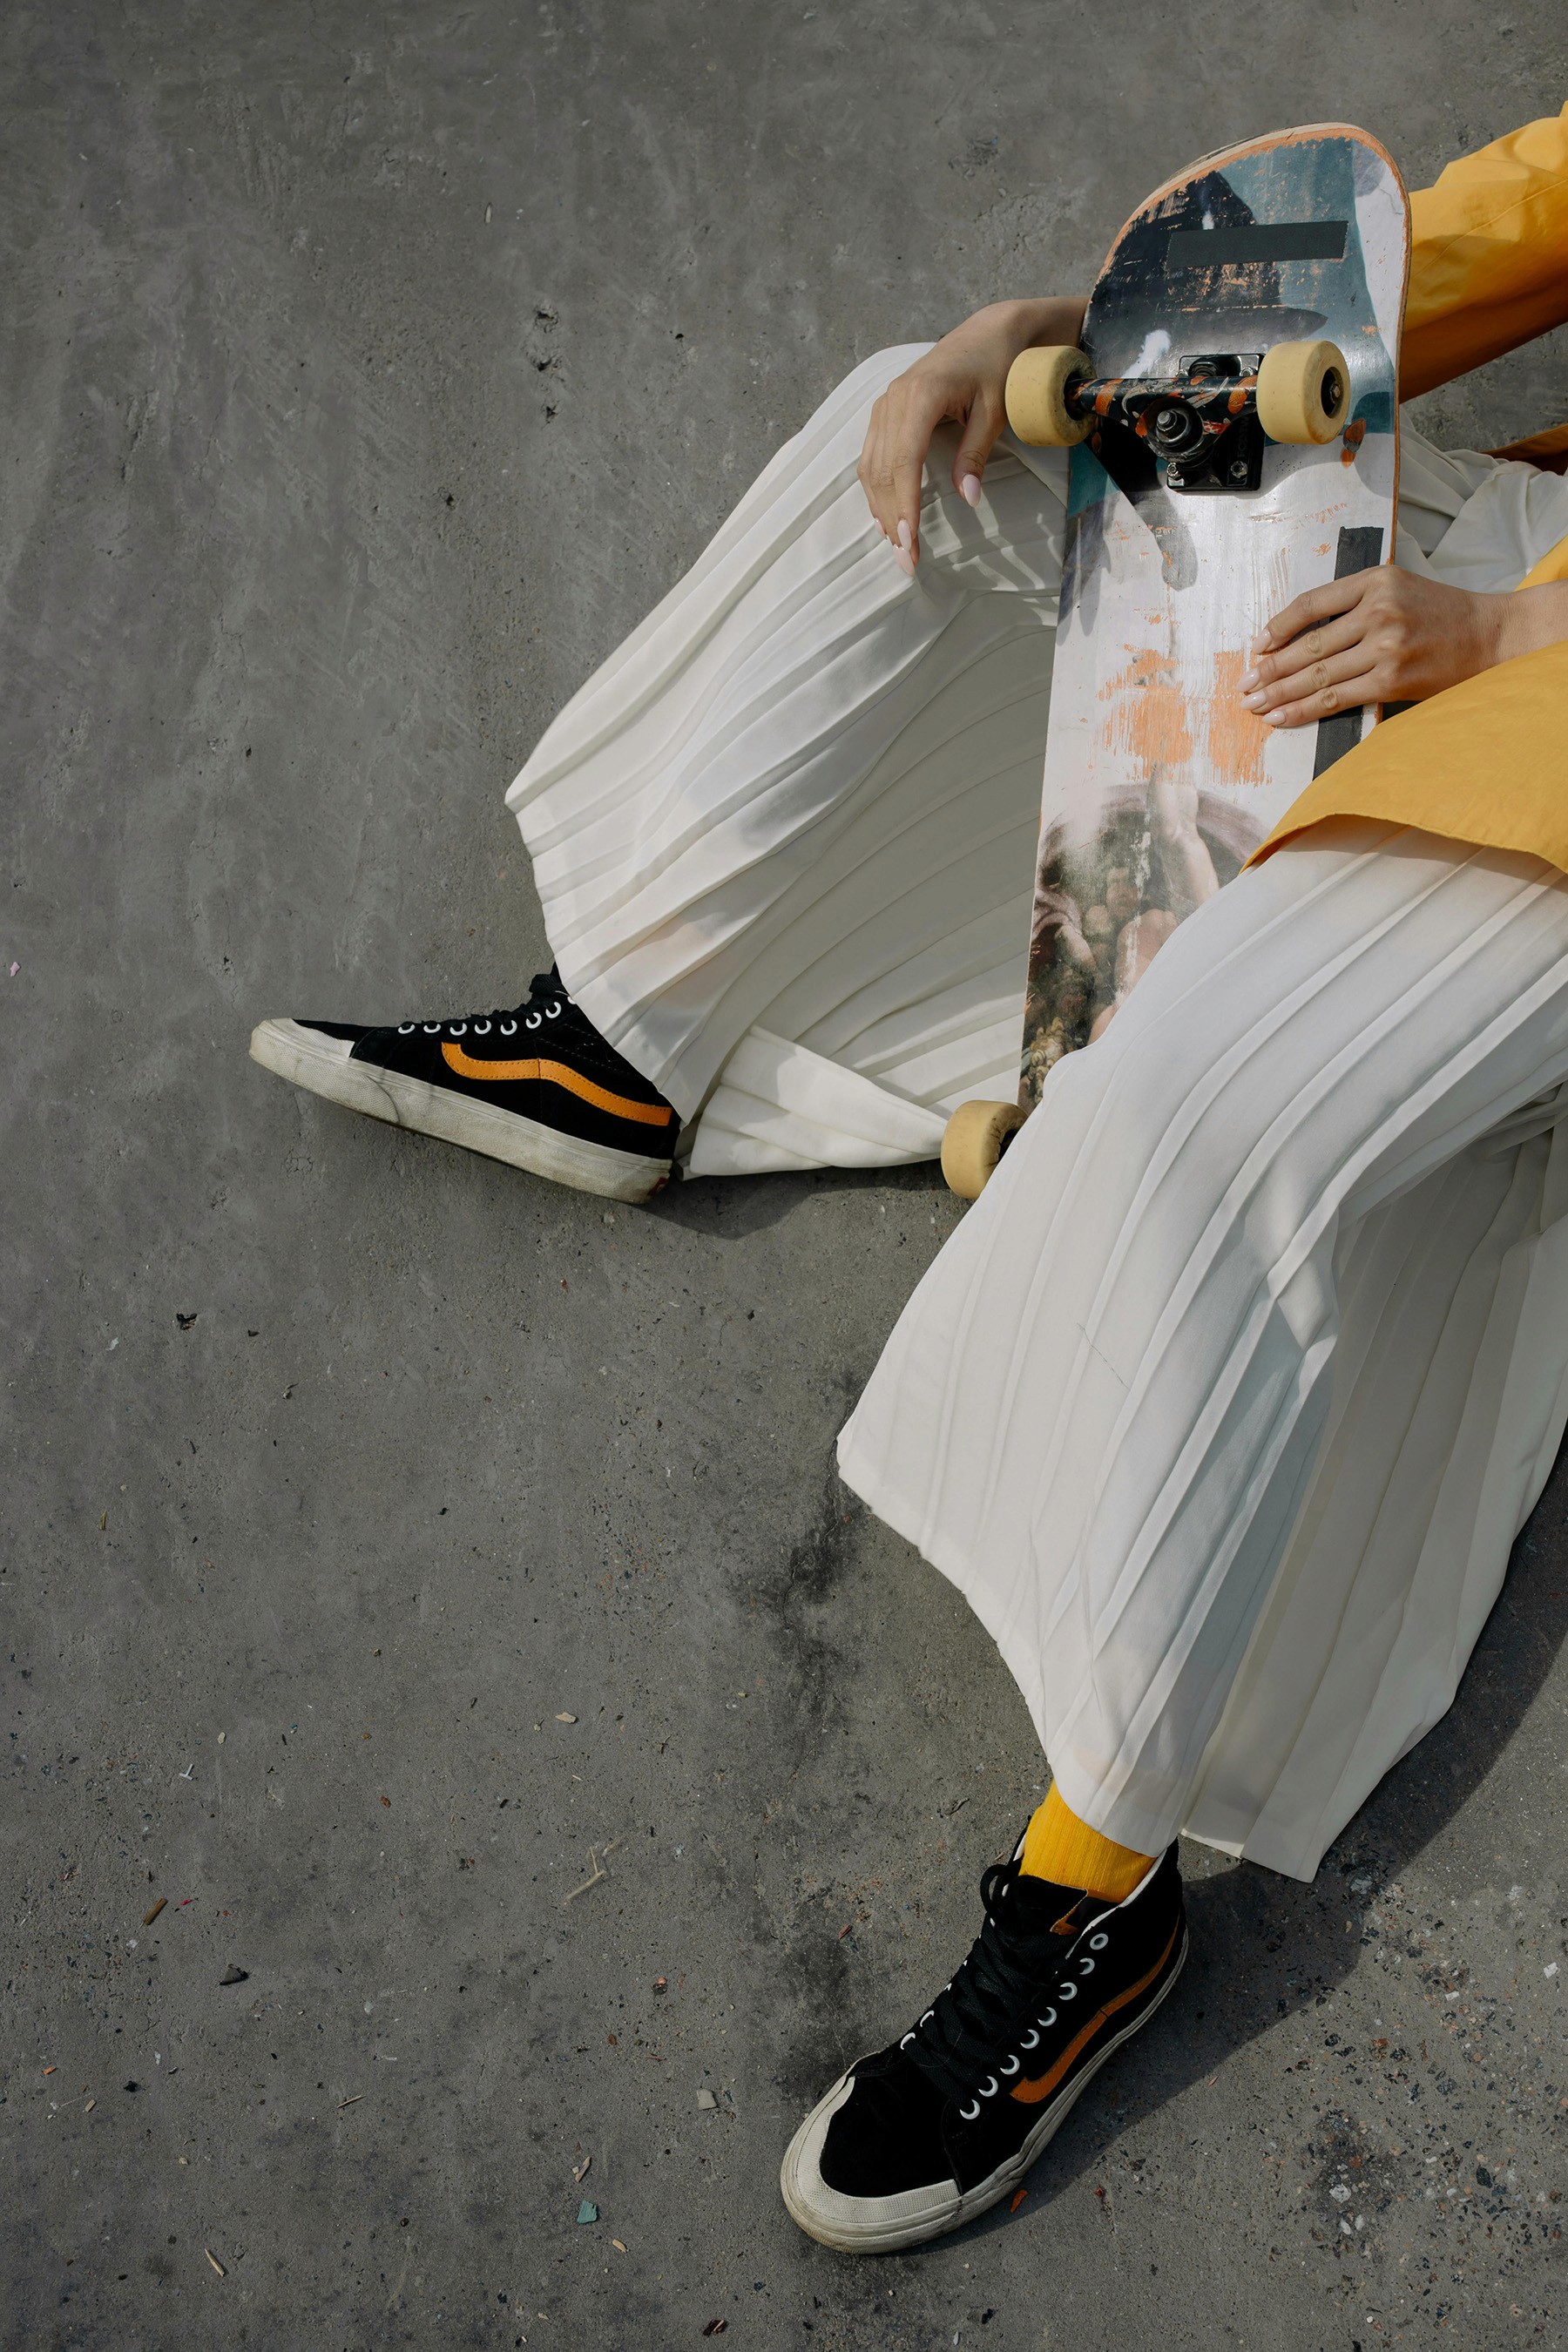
[439,1040,674,1128]
[1009,1919,1181,2105]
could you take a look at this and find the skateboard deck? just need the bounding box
[1017,124,1409,1109]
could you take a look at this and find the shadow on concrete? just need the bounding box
[653,1155,949,1238]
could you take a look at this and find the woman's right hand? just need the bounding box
[857,295,1088,571]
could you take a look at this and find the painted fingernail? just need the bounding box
[894,546,916,578]
[960,472,983,508]
[1264,707,1288,726]
[1252,630,1274,652]
[896,517,913,552]
[1239,667,1260,691]
[1241,690,1266,710]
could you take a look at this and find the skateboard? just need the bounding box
[942,124,1409,1197]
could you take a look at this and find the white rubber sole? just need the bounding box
[779,1926,1188,2254]
[248,1017,675,1205]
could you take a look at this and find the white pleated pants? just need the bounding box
[508,348,1568,1880]
[839,824,1568,1876]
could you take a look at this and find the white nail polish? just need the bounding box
[960,472,982,508]
[894,546,915,578]
[896,517,913,552]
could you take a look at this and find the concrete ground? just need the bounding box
[4,4,1567,2346]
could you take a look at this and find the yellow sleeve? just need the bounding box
[1402,105,1568,401]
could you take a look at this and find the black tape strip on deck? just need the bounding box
[1312,524,1386,777]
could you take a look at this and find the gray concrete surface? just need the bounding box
[4,5,1567,2346]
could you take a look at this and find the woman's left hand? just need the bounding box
[1240,566,1568,726]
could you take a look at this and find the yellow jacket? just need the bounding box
[1254,105,1568,869]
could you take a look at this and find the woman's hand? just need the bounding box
[857,295,1087,571]
[1240,567,1568,725]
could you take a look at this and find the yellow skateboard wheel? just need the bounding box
[941,1098,1026,1200]
[1255,340,1350,445]
[1004,347,1093,447]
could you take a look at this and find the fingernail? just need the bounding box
[1252,630,1274,651]
[1241,690,1266,710]
[897,518,913,552]
[894,546,916,578]
[1239,667,1260,691]
[960,472,982,508]
[1264,707,1288,726]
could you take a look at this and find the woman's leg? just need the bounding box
[254,349,1065,1193]
[838,822,1568,1862]
[782,824,1568,2254]
[509,345,1068,1166]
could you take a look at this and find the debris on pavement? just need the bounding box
[219,1966,248,1986]
[143,1898,166,1926]
[703,2322,727,2337]
[555,1712,578,1723]
[563,1840,619,1903]
[1010,2187,1028,2212]
[176,1312,198,1329]
[205,2249,226,2275]
[572,2155,591,2183]
[696,2088,718,2111]
[612,2238,627,2253]
[576,2200,598,2226]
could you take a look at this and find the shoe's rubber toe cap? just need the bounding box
[779,2074,963,2254]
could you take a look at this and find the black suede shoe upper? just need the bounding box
[345,969,678,1159]
[820,1844,1184,2200]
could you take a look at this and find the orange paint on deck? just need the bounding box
[1099,645,1194,770]
[1206,650,1272,785]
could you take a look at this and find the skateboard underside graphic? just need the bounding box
[1017,125,1409,1109]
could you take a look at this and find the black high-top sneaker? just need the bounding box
[249,968,679,1203]
[781,1839,1186,2253]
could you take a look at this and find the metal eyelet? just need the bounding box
[959,2099,980,2122]
[545,1001,562,1018]
[1078,1957,1095,1975]
[397,1023,415,1033]
[473,1020,491,1035]
[977,2076,998,2100]
[919,2008,936,2027]
[1018,2028,1039,2051]
[1037,2008,1057,2029]
[1089,1933,1109,1950]
[449,1022,467,1037]
[500,1019,517,1037]
[525,1011,542,1030]
[998,2055,1020,2078]
[421,1022,441,1033]
[899,2031,916,2049]
[1058,1983,1078,2002]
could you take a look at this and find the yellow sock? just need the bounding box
[1018,1785,1153,1904]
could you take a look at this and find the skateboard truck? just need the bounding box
[1005,337,1351,490]
[1080,353,1268,494]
